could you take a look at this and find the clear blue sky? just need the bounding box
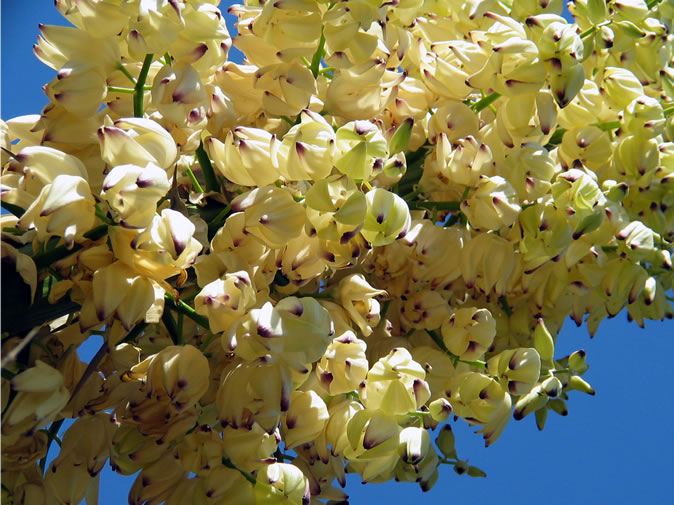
[2,2,673,504]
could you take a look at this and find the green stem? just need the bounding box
[162,307,184,345]
[185,165,204,193]
[427,330,486,369]
[199,332,215,353]
[579,25,597,39]
[499,296,513,316]
[33,225,108,270]
[472,92,501,113]
[408,200,461,211]
[309,27,326,78]
[164,293,210,330]
[134,53,154,118]
[594,121,621,131]
[195,141,219,193]
[116,63,137,84]
[39,418,64,474]
[164,53,172,66]
[664,105,674,116]
[207,203,232,236]
[222,457,257,485]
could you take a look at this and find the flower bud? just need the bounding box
[533,318,555,361]
[488,348,541,395]
[428,398,452,422]
[435,425,457,459]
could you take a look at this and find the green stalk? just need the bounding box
[164,293,210,330]
[33,225,108,270]
[184,165,204,193]
[133,53,154,118]
[309,27,326,78]
[427,329,486,369]
[472,92,501,113]
[195,141,219,192]
[116,63,137,84]
[39,418,64,474]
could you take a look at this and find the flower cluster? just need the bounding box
[1,0,673,504]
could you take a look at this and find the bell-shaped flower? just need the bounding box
[254,462,310,505]
[151,63,208,128]
[255,61,316,117]
[513,200,573,273]
[283,390,329,449]
[208,127,280,187]
[326,61,403,121]
[361,348,429,415]
[441,307,496,361]
[361,188,411,246]
[132,209,203,269]
[17,174,95,248]
[279,230,328,289]
[98,117,178,171]
[336,273,387,337]
[79,261,155,330]
[500,143,556,203]
[428,101,480,144]
[461,175,521,231]
[220,423,278,472]
[421,134,495,190]
[316,331,369,395]
[45,62,106,117]
[33,23,120,73]
[129,345,210,411]
[304,175,367,243]
[600,67,644,111]
[401,291,451,330]
[621,95,666,139]
[125,1,184,58]
[2,362,70,446]
[217,361,293,431]
[460,232,519,296]
[101,162,170,229]
[195,270,257,334]
[278,110,336,182]
[445,371,512,446]
[2,145,88,209]
[334,120,388,182]
[488,348,541,395]
[230,186,305,249]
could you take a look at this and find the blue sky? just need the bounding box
[2,2,673,504]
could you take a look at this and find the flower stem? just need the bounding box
[133,53,154,117]
[195,141,219,192]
